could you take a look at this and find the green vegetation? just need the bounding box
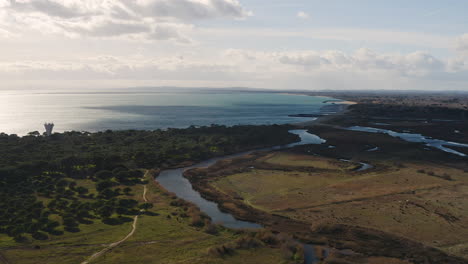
[0,125,297,243]
[197,129,468,262]
[0,172,295,264]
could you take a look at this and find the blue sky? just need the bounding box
[199,0,467,56]
[236,0,467,32]
[0,0,467,91]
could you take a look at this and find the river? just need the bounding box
[156,129,326,263]
[347,126,468,157]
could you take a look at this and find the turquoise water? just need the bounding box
[0,89,334,135]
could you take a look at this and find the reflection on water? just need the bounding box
[348,126,468,157]
[357,162,374,171]
[158,165,262,229]
[156,130,327,263]
[156,129,326,229]
[0,89,334,135]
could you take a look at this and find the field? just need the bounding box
[0,172,288,264]
[194,126,468,263]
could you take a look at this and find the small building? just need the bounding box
[44,123,54,136]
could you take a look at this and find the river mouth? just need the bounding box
[156,129,327,263]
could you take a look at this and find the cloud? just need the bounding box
[297,11,310,19]
[270,48,446,77]
[0,54,236,81]
[197,27,452,50]
[0,27,16,38]
[0,0,250,42]
[0,33,467,90]
[456,33,468,56]
[1,48,466,88]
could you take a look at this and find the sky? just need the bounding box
[0,0,467,91]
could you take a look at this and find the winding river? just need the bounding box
[156,130,326,263]
[348,126,468,157]
[155,126,467,263]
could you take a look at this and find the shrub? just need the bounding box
[204,223,219,235]
[95,170,113,180]
[190,215,205,227]
[207,245,234,257]
[64,226,80,233]
[32,231,48,240]
[232,236,262,249]
[256,230,279,245]
[441,173,453,181]
[139,203,153,210]
[102,218,122,225]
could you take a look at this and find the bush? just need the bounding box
[96,180,115,192]
[204,223,219,235]
[139,203,153,210]
[232,236,262,249]
[190,215,205,227]
[170,199,187,207]
[102,217,123,225]
[441,173,453,181]
[95,170,113,180]
[207,245,234,257]
[32,231,48,240]
[64,226,80,233]
[256,230,279,245]
[48,229,64,236]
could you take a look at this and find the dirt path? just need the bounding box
[143,185,148,202]
[81,172,149,264]
[80,215,139,264]
[0,252,10,264]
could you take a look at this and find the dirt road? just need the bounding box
[81,173,149,264]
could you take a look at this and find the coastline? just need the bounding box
[177,100,468,263]
[0,91,337,136]
[291,99,357,127]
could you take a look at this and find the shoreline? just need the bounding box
[291,99,357,127]
[178,102,468,264]
[0,92,339,137]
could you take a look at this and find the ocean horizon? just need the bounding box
[0,88,337,136]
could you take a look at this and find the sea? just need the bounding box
[0,88,337,136]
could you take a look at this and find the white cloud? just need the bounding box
[0,27,16,38]
[196,27,452,50]
[1,48,467,91]
[297,11,310,19]
[235,48,447,78]
[0,0,250,42]
[456,33,468,56]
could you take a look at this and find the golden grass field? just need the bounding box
[212,150,468,260]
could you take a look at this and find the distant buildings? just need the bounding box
[44,123,54,136]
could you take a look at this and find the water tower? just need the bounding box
[44,123,54,136]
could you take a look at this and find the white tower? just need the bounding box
[44,123,54,136]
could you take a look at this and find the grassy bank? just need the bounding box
[185,126,468,263]
[0,172,292,264]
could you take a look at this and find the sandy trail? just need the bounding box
[81,171,149,264]
[143,185,148,202]
[0,252,10,264]
[81,215,139,264]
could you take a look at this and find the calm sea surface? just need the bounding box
[0,89,335,135]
